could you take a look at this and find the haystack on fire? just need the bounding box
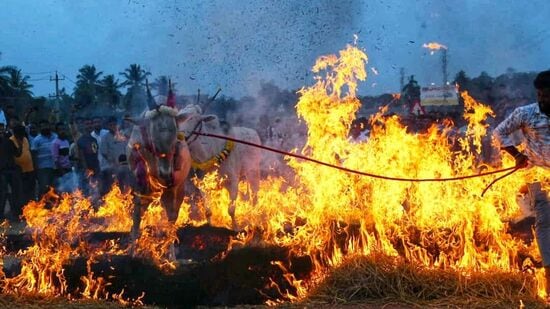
[0,41,548,308]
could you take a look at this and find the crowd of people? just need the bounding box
[0,105,134,223]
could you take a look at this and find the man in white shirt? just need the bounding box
[493,70,550,297]
[91,116,109,169]
[99,117,119,195]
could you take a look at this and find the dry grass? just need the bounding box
[0,294,160,309]
[307,254,546,308]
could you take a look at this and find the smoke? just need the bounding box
[5,0,549,100]
[146,0,363,99]
[55,170,80,193]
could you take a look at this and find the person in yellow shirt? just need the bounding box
[10,125,35,213]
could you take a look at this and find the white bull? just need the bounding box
[126,105,192,238]
[176,104,261,225]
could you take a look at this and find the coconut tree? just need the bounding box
[98,74,123,109]
[76,64,103,86]
[120,64,150,114]
[151,75,169,96]
[7,68,33,98]
[74,64,103,110]
[0,65,16,96]
[119,64,151,88]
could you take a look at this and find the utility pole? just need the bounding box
[441,49,449,101]
[49,71,65,121]
[49,71,65,100]
[399,67,405,92]
[441,49,448,86]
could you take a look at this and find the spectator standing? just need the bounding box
[0,123,23,221]
[31,120,57,196]
[26,121,39,143]
[99,117,118,195]
[52,123,72,176]
[4,105,17,129]
[76,118,100,200]
[114,119,134,192]
[76,118,100,178]
[10,125,35,207]
[92,116,109,172]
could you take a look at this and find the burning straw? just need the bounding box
[308,253,544,308]
[0,294,152,309]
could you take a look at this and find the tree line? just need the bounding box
[0,63,540,125]
[0,63,173,122]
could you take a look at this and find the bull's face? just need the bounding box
[176,104,216,143]
[176,105,202,138]
[148,112,178,186]
[149,113,177,185]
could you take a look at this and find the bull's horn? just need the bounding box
[200,88,222,114]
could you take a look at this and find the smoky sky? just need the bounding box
[1,0,549,98]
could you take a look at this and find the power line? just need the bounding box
[60,74,77,85]
[24,71,54,75]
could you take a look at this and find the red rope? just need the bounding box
[193,132,519,183]
[481,166,522,196]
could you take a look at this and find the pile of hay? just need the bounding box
[307,254,545,308]
[0,294,159,309]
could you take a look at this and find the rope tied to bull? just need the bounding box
[191,139,235,171]
[192,131,522,195]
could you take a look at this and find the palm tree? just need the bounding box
[0,65,16,96]
[76,65,103,87]
[119,64,151,88]
[151,75,169,96]
[8,69,33,97]
[119,64,150,114]
[98,74,123,109]
[74,64,103,110]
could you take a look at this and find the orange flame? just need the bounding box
[1,40,548,304]
[423,42,448,50]
[192,41,547,300]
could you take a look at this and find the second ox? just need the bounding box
[176,104,261,226]
[126,97,191,238]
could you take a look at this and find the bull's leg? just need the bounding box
[243,166,260,205]
[162,188,181,261]
[185,179,208,222]
[130,195,144,256]
[161,189,178,222]
[226,174,239,230]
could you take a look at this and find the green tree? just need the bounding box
[7,68,33,97]
[151,75,169,96]
[123,84,147,115]
[119,64,150,88]
[119,64,150,114]
[76,64,103,86]
[0,66,34,113]
[470,71,495,103]
[98,74,123,109]
[0,65,15,95]
[453,70,470,91]
[74,65,103,111]
[475,71,494,89]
